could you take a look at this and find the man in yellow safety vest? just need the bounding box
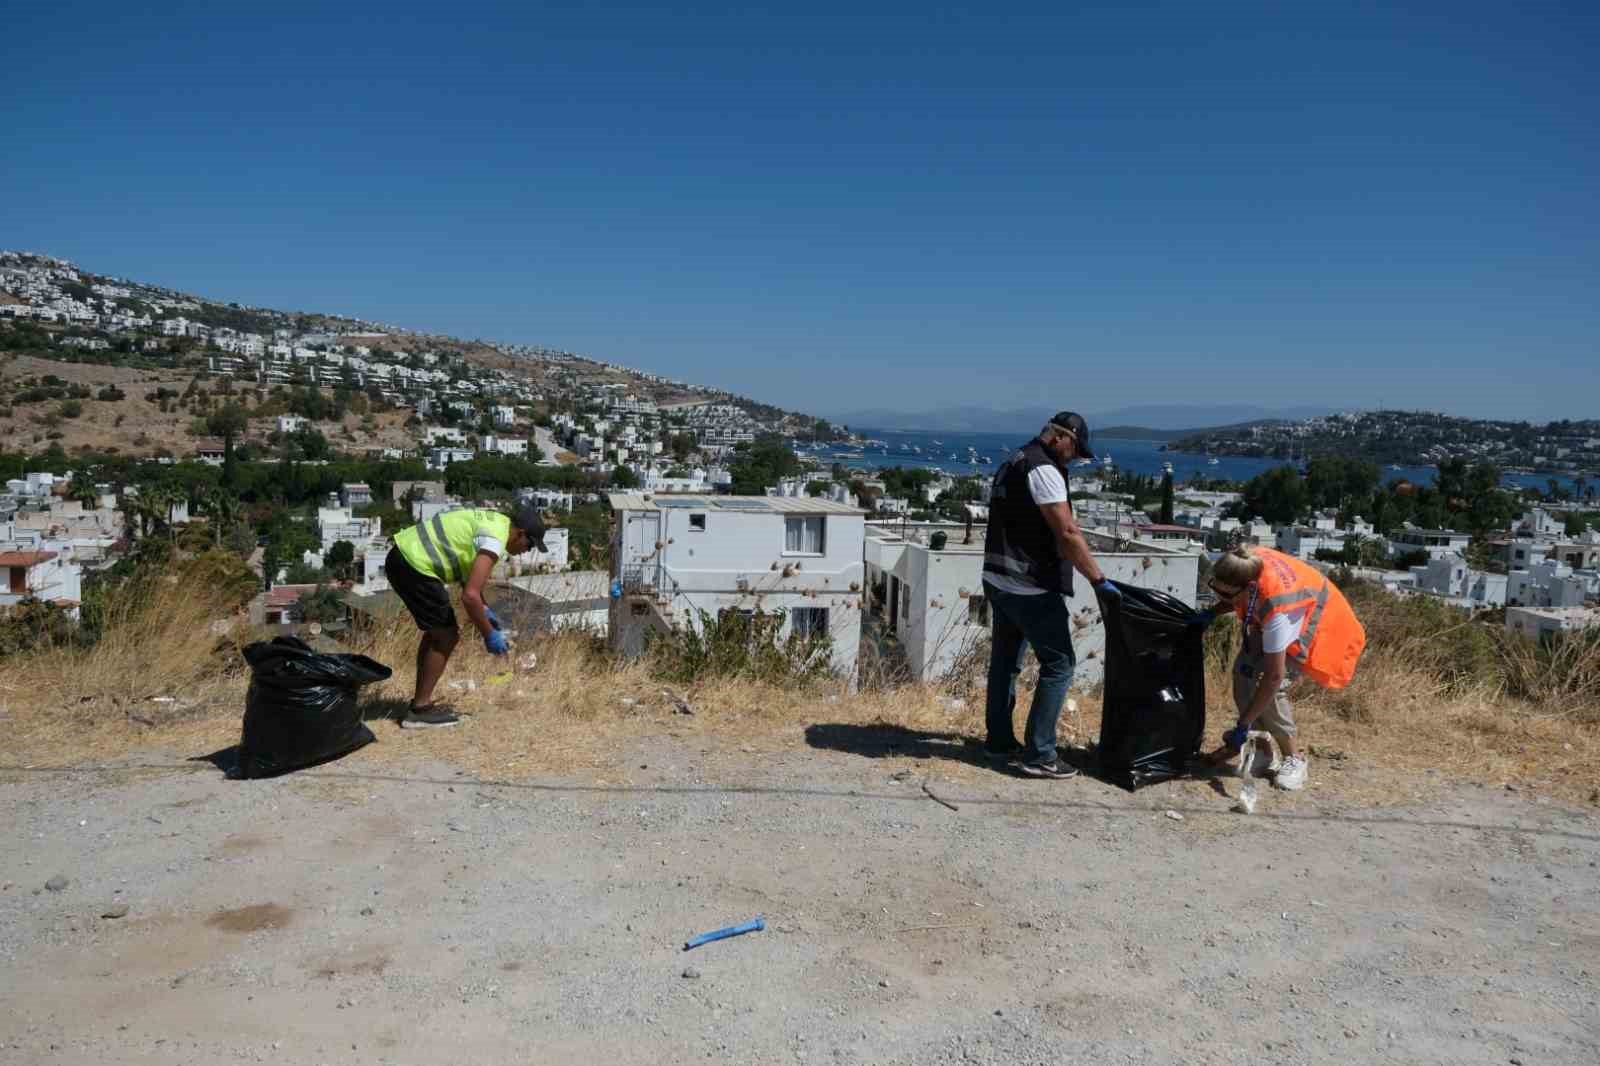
[385,506,547,728]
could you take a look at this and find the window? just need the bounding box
[784,515,825,554]
[792,607,829,639]
[967,593,990,626]
[689,513,706,531]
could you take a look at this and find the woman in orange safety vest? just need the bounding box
[1192,545,1366,791]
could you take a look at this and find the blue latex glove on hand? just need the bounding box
[483,628,510,656]
[484,606,501,630]
[1187,607,1216,630]
[1222,724,1250,750]
[1093,579,1121,602]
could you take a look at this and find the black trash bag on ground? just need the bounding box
[1094,582,1205,789]
[236,636,391,778]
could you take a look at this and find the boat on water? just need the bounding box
[1207,457,1219,466]
[1162,461,1174,474]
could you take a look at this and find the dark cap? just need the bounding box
[511,506,548,552]
[1048,411,1094,459]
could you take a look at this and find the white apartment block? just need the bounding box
[608,494,866,680]
[492,405,516,428]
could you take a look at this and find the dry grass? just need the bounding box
[3,579,1598,807]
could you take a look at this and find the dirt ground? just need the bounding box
[2,722,1595,1066]
[0,352,417,456]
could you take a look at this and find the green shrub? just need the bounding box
[649,607,835,686]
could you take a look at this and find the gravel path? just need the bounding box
[2,734,1596,1065]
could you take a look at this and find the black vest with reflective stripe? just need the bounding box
[982,439,1072,595]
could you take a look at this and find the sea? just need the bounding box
[800,428,1580,494]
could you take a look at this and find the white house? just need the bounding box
[865,526,1199,686]
[492,405,516,428]
[424,426,467,446]
[316,501,382,553]
[481,434,528,457]
[277,415,307,434]
[1276,525,1348,560]
[1391,527,1472,560]
[496,571,610,634]
[427,447,476,470]
[608,494,866,679]
[339,482,373,508]
[1505,606,1600,643]
[1514,507,1566,539]
[0,548,83,620]
[1409,554,1507,608]
[1507,561,1590,608]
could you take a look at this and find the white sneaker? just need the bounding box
[1274,754,1308,791]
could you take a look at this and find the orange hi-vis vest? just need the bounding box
[1233,548,1366,690]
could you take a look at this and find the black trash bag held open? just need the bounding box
[1095,582,1205,789]
[237,636,391,778]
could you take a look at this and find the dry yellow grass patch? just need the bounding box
[4,590,1597,807]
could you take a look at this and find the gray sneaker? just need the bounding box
[401,706,461,729]
[1009,757,1078,780]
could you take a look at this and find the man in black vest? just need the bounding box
[982,411,1121,778]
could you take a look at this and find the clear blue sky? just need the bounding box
[3,2,1596,421]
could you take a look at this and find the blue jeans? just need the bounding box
[984,585,1077,765]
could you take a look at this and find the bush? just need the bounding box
[0,599,80,656]
[649,608,835,686]
[59,400,83,419]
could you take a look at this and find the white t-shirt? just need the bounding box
[982,465,1070,597]
[1260,605,1307,655]
[473,530,504,559]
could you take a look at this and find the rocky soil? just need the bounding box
[2,733,1596,1065]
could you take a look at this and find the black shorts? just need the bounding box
[386,546,456,632]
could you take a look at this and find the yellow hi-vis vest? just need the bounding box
[393,508,511,585]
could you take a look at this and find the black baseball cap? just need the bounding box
[512,506,549,552]
[1049,411,1095,459]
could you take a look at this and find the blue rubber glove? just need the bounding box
[1222,724,1249,750]
[1187,607,1216,630]
[1093,579,1121,602]
[484,606,501,630]
[483,628,510,656]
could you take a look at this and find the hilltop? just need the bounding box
[0,249,835,462]
[1173,409,1600,476]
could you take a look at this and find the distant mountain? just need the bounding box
[829,403,1336,434]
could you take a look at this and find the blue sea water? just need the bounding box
[803,428,1577,494]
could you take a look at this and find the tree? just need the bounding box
[610,465,640,489]
[207,402,249,486]
[297,582,347,624]
[727,435,802,496]
[1158,472,1174,525]
[322,539,356,579]
[67,469,100,507]
[1235,466,1308,525]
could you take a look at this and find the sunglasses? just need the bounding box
[1208,580,1243,598]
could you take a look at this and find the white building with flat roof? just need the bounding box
[1505,606,1600,643]
[1391,527,1472,560]
[1409,555,1507,608]
[608,494,866,680]
[864,526,1200,687]
[481,434,528,457]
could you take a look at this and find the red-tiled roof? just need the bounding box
[264,583,319,607]
[0,550,58,566]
